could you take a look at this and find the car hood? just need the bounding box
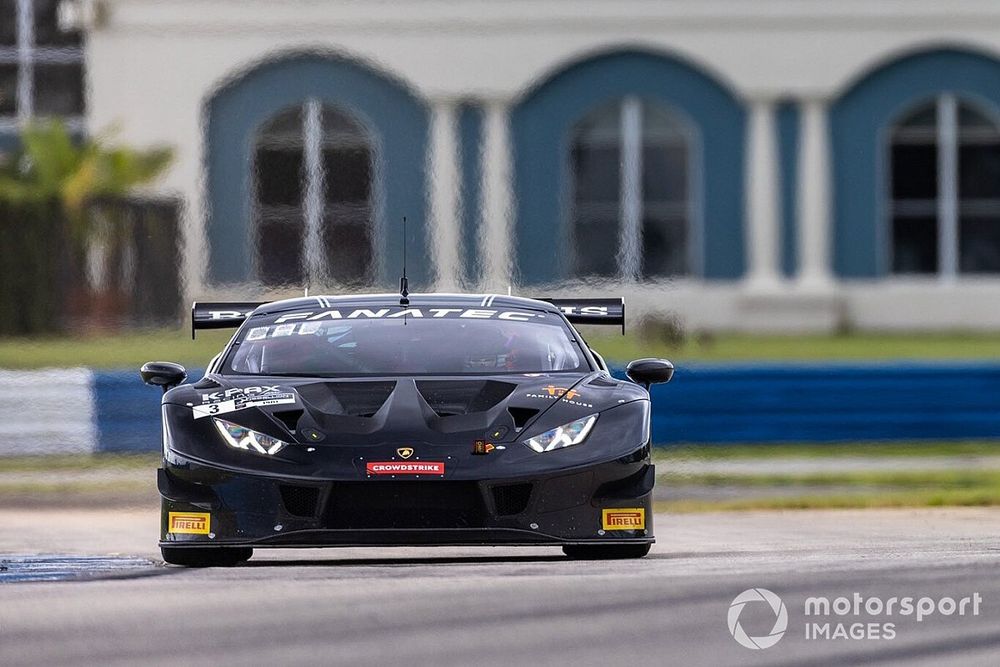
[165,372,647,446]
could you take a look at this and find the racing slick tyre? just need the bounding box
[161,546,253,567]
[562,543,651,560]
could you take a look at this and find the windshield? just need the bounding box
[224,306,589,376]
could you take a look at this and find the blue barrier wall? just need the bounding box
[91,364,1000,453]
[95,370,203,454]
[634,363,1000,444]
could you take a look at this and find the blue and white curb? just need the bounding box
[0,555,158,582]
[0,369,202,456]
[0,369,97,456]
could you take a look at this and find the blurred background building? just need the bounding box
[6,0,1000,331]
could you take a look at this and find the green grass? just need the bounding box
[0,480,153,495]
[0,453,159,472]
[0,454,158,504]
[0,329,231,370]
[2,328,1000,369]
[659,469,1000,488]
[653,440,1000,460]
[655,451,1000,511]
[655,488,1000,512]
[584,331,1000,363]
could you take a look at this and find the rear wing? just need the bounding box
[540,298,625,335]
[191,302,264,339]
[191,297,626,338]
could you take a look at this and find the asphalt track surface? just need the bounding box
[2,508,1000,666]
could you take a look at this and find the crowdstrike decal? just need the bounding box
[366,461,445,476]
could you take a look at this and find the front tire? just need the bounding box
[161,546,253,567]
[562,543,651,560]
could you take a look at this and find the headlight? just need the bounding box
[213,418,287,456]
[524,414,598,453]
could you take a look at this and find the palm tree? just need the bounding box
[0,120,172,216]
[0,121,174,334]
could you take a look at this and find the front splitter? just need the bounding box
[159,526,655,549]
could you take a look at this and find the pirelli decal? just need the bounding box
[168,512,211,535]
[602,508,645,531]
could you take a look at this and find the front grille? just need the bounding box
[325,482,487,529]
[279,484,321,517]
[492,483,533,516]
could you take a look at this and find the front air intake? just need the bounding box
[491,483,533,516]
[325,482,487,529]
[279,485,321,517]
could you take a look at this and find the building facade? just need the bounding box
[0,0,85,148]
[56,0,1000,330]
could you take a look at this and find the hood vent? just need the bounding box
[272,409,304,433]
[507,407,539,429]
[296,381,396,417]
[416,380,517,418]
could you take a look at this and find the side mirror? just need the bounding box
[140,361,187,392]
[626,358,674,389]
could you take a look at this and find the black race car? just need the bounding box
[141,294,673,566]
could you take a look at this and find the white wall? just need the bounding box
[79,0,1000,331]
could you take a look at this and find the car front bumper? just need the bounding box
[158,449,654,548]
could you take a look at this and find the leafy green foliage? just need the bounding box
[0,121,174,334]
[0,120,173,216]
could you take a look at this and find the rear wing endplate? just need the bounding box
[191,302,264,339]
[540,298,625,335]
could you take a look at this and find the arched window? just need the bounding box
[890,95,1000,275]
[252,99,374,287]
[569,97,691,279]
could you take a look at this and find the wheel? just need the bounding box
[562,543,651,560]
[161,546,253,567]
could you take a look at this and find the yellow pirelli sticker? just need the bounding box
[168,512,211,535]
[602,508,645,531]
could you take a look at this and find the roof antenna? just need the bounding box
[399,216,409,306]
